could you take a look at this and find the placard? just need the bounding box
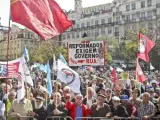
[68,41,106,66]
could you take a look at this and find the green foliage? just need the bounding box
[122,28,147,63]
[106,52,112,64]
[96,35,120,64]
[30,43,67,63]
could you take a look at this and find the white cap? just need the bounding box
[150,80,157,85]
[112,96,120,101]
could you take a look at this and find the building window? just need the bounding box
[132,14,136,22]
[132,3,136,10]
[136,12,140,18]
[116,7,119,12]
[141,12,145,19]
[116,17,120,24]
[115,27,119,36]
[95,29,99,36]
[72,33,75,38]
[126,5,130,11]
[132,25,137,31]
[87,22,90,27]
[108,18,112,23]
[126,25,130,31]
[147,11,152,18]
[101,28,105,34]
[81,23,85,28]
[87,31,90,37]
[95,20,99,25]
[148,23,153,29]
[76,24,79,28]
[108,28,112,34]
[147,0,152,7]
[126,15,130,21]
[67,33,70,38]
[141,1,145,8]
[76,33,79,38]
[101,19,105,24]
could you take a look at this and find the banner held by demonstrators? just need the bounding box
[68,41,106,66]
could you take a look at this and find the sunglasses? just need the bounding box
[106,91,111,93]
[36,100,41,103]
[113,100,120,103]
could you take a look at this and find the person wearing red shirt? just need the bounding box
[65,94,91,120]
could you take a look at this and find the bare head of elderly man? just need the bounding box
[142,92,150,104]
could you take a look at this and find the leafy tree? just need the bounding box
[96,35,120,64]
[30,42,67,63]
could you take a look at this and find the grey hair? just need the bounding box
[9,91,17,96]
[142,92,150,97]
[76,94,83,99]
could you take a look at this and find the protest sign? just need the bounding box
[121,72,129,80]
[68,41,106,66]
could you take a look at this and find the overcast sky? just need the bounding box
[0,0,113,26]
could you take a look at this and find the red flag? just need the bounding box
[112,68,117,84]
[11,0,72,40]
[136,59,146,83]
[137,33,155,62]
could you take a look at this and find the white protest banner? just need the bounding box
[68,41,106,66]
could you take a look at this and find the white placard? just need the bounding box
[68,41,106,66]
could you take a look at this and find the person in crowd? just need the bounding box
[6,91,16,114]
[8,96,33,120]
[29,96,47,120]
[120,95,137,117]
[150,80,158,92]
[147,88,157,106]
[114,86,121,97]
[91,94,111,118]
[83,87,96,108]
[111,96,129,119]
[130,88,141,105]
[141,81,149,93]
[120,84,130,98]
[105,88,113,107]
[66,94,91,120]
[156,97,160,116]
[0,99,5,119]
[91,76,97,91]
[47,92,68,119]
[134,92,156,119]
[62,86,72,103]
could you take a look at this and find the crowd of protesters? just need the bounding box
[0,66,160,120]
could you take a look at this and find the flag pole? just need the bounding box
[135,31,141,89]
[5,3,11,119]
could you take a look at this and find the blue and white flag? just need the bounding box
[59,53,68,65]
[47,62,52,97]
[24,47,29,62]
[57,59,80,93]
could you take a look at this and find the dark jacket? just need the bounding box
[91,103,111,117]
[47,102,68,119]
[33,105,47,120]
[111,104,129,117]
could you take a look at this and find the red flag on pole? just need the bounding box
[112,67,117,84]
[137,33,155,62]
[136,59,146,83]
[11,0,72,40]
